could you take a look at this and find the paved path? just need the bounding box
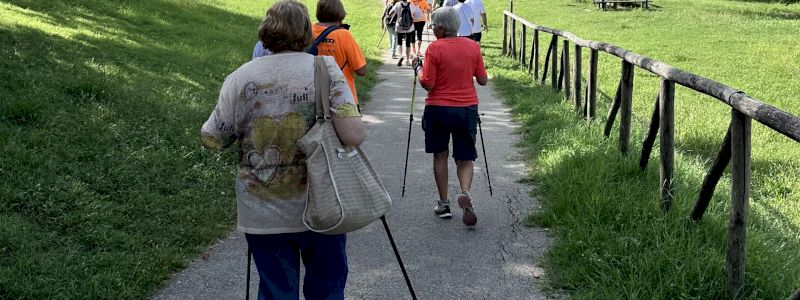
[153,31,551,300]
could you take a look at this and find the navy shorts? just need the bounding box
[397,31,415,47]
[469,32,482,42]
[422,105,478,161]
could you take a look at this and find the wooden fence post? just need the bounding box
[691,127,732,221]
[521,26,527,66]
[510,0,514,55]
[511,19,516,58]
[551,36,558,89]
[639,93,660,170]
[573,44,582,114]
[727,109,751,300]
[528,35,535,73]
[563,40,571,100]
[541,36,555,85]
[502,14,507,55]
[587,49,598,119]
[619,61,634,155]
[659,79,675,212]
[604,80,622,137]
[533,30,539,80]
[557,47,565,91]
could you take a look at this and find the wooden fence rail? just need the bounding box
[502,7,800,299]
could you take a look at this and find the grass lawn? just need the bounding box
[480,0,800,298]
[0,0,383,298]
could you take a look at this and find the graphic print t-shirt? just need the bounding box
[201,53,360,234]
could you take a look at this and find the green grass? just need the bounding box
[481,0,800,298]
[0,0,383,298]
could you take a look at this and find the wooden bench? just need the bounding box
[593,0,650,10]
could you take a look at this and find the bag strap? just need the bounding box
[313,56,333,120]
[308,25,342,54]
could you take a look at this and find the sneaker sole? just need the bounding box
[437,212,452,219]
[457,194,477,226]
[434,205,452,219]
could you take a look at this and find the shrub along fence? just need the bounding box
[501,2,800,299]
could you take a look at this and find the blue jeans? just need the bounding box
[387,26,397,54]
[245,232,348,300]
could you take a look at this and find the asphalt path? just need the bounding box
[152,30,551,300]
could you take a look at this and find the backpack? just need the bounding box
[398,2,413,31]
[306,25,348,56]
[384,6,397,27]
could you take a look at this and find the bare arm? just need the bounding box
[354,66,367,77]
[476,76,488,86]
[332,116,366,146]
[420,81,433,91]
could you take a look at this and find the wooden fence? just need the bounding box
[501,4,800,299]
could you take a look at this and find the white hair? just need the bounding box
[431,7,460,36]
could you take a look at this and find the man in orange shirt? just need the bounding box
[313,0,367,105]
[410,0,431,56]
[413,7,487,227]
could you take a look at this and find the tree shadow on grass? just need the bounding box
[728,7,800,20]
[532,132,799,297]
[1,1,262,299]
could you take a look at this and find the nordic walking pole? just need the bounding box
[478,114,493,196]
[381,216,418,300]
[245,248,251,300]
[400,67,418,197]
[377,27,387,48]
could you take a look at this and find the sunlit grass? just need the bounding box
[482,0,800,298]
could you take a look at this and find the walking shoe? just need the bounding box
[457,192,477,226]
[405,58,412,66]
[396,57,404,67]
[434,201,452,219]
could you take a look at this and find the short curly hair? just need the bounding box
[258,0,313,53]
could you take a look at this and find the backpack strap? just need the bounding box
[313,57,332,120]
[307,25,343,55]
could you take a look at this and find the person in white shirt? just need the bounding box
[389,0,423,65]
[465,0,487,44]
[453,0,474,38]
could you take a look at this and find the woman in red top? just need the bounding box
[413,7,487,227]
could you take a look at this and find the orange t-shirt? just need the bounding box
[410,0,430,21]
[419,37,487,107]
[312,24,367,104]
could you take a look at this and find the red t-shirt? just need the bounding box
[419,37,487,107]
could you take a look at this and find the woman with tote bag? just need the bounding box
[200,1,365,298]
